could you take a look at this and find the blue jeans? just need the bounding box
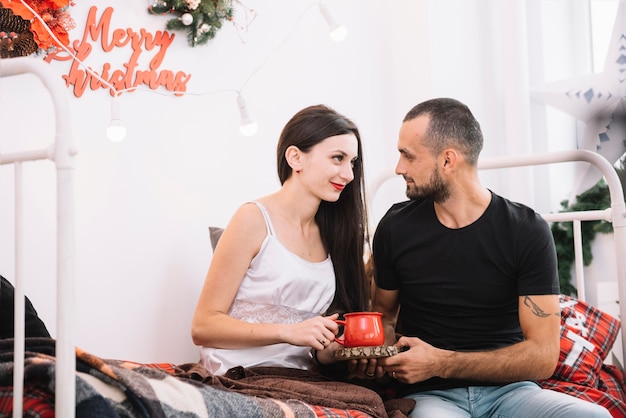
[405,381,611,418]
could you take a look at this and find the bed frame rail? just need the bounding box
[0,57,76,418]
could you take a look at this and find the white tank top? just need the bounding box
[200,201,336,375]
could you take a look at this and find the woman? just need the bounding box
[191,104,370,375]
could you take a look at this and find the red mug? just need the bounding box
[335,312,385,347]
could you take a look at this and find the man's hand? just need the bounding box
[379,336,444,383]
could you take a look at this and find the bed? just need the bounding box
[0,57,406,418]
[2,57,626,417]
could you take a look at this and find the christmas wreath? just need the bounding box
[0,0,75,59]
[148,0,235,47]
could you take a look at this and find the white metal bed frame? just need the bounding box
[0,57,76,418]
[1,57,625,416]
[478,151,626,306]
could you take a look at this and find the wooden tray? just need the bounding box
[334,345,399,360]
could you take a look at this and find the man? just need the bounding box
[367,98,610,417]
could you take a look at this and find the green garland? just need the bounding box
[148,0,234,47]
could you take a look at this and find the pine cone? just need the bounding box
[11,31,37,57]
[0,7,37,58]
[0,7,31,33]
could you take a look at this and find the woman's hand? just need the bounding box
[314,340,343,365]
[348,357,382,379]
[281,313,340,350]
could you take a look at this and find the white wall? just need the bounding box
[0,0,617,363]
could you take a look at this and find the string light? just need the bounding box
[106,95,126,142]
[17,0,348,140]
[318,1,347,42]
[237,93,258,136]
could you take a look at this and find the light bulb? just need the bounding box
[240,121,258,136]
[237,94,258,136]
[107,120,127,142]
[107,96,127,142]
[318,2,347,42]
[329,25,347,42]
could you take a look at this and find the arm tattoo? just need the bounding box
[523,296,554,318]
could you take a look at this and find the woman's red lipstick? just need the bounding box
[331,182,345,191]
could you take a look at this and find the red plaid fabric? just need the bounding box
[549,295,620,387]
[600,364,626,400]
[0,384,376,418]
[0,385,54,418]
[538,295,626,417]
[0,358,379,418]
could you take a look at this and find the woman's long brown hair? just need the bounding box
[276,105,370,313]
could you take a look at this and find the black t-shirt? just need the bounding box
[373,192,559,393]
[0,275,51,339]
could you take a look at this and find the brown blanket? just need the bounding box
[175,363,414,418]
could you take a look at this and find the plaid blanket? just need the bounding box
[174,362,414,418]
[537,295,626,418]
[0,338,412,418]
[540,364,626,418]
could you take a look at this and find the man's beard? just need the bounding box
[405,168,450,203]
